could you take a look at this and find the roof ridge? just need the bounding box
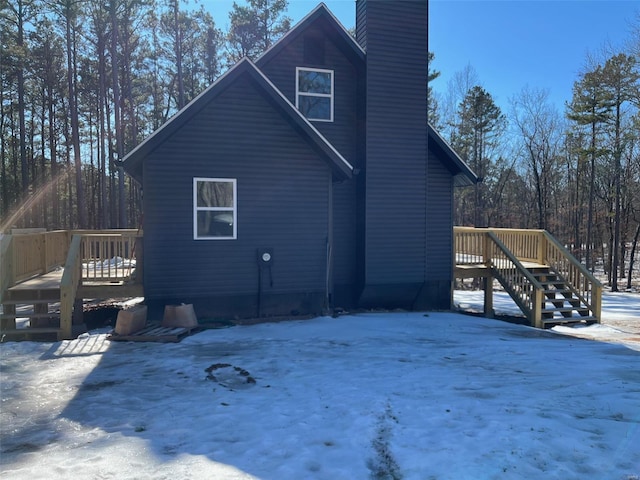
[256,2,364,66]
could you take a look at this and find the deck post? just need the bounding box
[532,288,543,328]
[59,290,73,341]
[483,274,494,318]
[481,230,493,317]
[592,283,602,323]
[59,235,82,340]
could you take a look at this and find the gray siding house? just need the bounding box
[122,0,476,320]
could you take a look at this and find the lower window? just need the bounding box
[193,178,237,239]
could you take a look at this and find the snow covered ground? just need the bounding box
[1,296,639,479]
[455,289,640,350]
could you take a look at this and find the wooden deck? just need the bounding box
[1,230,143,340]
[8,269,64,291]
[6,269,143,300]
[1,227,603,340]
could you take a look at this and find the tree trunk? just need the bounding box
[174,0,185,109]
[611,102,621,291]
[17,1,29,206]
[627,223,640,291]
[65,3,87,228]
[99,39,108,229]
[110,0,127,228]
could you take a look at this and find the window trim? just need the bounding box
[295,67,334,122]
[193,177,237,240]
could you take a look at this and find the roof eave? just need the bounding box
[428,124,478,187]
[246,62,353,180]
[122,58,352,183]
[122,59,254,182]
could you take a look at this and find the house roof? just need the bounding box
[256,3,366,68]
[427,125,478,187]
[122,58,353,182]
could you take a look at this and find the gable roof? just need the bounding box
[122,58,353,182]
[256,3,365,68]
[427,125,478,187]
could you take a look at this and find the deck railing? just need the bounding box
[542,231,602,322]
[492,229,543,264]
[454,227,486,265]
[8,230,70,283]
[1,229,142,289]
[0,234,12,304]
[79,233,140,283]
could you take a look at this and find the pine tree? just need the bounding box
[226,0,290,64]
[427,52,440,127]
[567,66,612,271]
[453,86,505,226]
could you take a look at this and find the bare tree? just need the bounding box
[511,87,564,230]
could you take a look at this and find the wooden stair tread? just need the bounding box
[544,297,581,303]
[542,316,599,326]
[542,306,589,313]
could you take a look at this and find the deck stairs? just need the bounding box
[454,227,602,329]
[503,265,598,328]
[0,275,64,341]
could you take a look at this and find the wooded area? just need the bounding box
[429,24,640,291]
[1,0,639,290]
[0,0,290,231]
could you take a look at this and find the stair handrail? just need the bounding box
[486,231,545,328]
[60,234,82,340]
[542,231,602,322]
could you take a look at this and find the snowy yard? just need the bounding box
[1,295,639,479]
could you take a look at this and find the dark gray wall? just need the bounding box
[413,146,455,310]
[426,148,454,282]
[258,16,363,305]
[258,19,360,168]
[142,75,332,317]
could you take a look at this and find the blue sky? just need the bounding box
[205,0,639,111]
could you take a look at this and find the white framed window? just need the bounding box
[193,178,237,240]
[296,67,334,122]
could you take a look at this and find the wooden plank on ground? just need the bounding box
[107,323,200,343]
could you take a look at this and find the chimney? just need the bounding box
[355,0,430,307]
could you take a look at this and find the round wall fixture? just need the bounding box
[262,252,271,262]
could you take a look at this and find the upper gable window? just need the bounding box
[194,178,237,240]
[296,67,334,122]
